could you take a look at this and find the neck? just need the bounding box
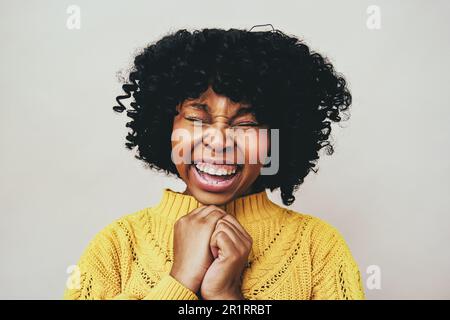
[152,188,285,224]
[182,183,266,201]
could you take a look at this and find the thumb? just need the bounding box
[210,230,235,261]
[210,230,219,259]
[211,245,219,259]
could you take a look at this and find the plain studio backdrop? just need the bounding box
[1,0,449,300]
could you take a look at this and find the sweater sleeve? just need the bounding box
[63,220,198,300]
[309,218,365,300]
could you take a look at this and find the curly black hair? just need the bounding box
[113,27,352,206]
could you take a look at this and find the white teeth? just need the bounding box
[195,162,237,176]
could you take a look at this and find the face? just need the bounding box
[171,85,270,205]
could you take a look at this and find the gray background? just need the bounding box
[1,0,449,299]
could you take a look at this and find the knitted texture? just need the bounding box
[63,188,365,300]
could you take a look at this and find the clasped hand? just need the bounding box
[170,205,253,300]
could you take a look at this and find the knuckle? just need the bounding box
[208,205,226,213]
[229,254,240,263]
[177,216,191,226]
[210,210,224,216]
[217,219,229,226]
[216,231,227,241]
[238,245,248,256]
[213,211,227,218]
[215,221,224,230]
[197,216,208,225]
[174,218,183,227]
[222,214,234,222]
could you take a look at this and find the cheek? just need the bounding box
[171,121,194,172]
[237,130,271,165]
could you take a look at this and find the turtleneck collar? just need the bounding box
[151,188,285,224]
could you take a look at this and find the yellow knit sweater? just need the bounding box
[63,188,365,300]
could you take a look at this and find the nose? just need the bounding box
[202,123,234,155]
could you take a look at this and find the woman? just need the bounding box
[63,26,365,300]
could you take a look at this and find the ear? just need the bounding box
[175,103,182,115]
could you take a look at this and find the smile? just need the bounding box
[190,161,242,192]
[195,162,238,176]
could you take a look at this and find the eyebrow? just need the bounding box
[189,102,255,116]
[189,103,209,111]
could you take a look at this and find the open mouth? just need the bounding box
[190,161,242,193]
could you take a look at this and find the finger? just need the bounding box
[212,221,242,248]
[186,205,208,217]
[186,206,226,230]
[210,243,219,259]
[212,231,238,260]
[215,219,248,245]
[214,220,252,260]
[197,205,227,219]
[220,214,252,242]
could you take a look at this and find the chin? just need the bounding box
[188,188,237,206]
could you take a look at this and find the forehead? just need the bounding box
[182,87,251,113]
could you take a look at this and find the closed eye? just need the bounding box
[184,116,204,121]
[233,121,260,127]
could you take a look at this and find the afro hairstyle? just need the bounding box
[114,27,352,205]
